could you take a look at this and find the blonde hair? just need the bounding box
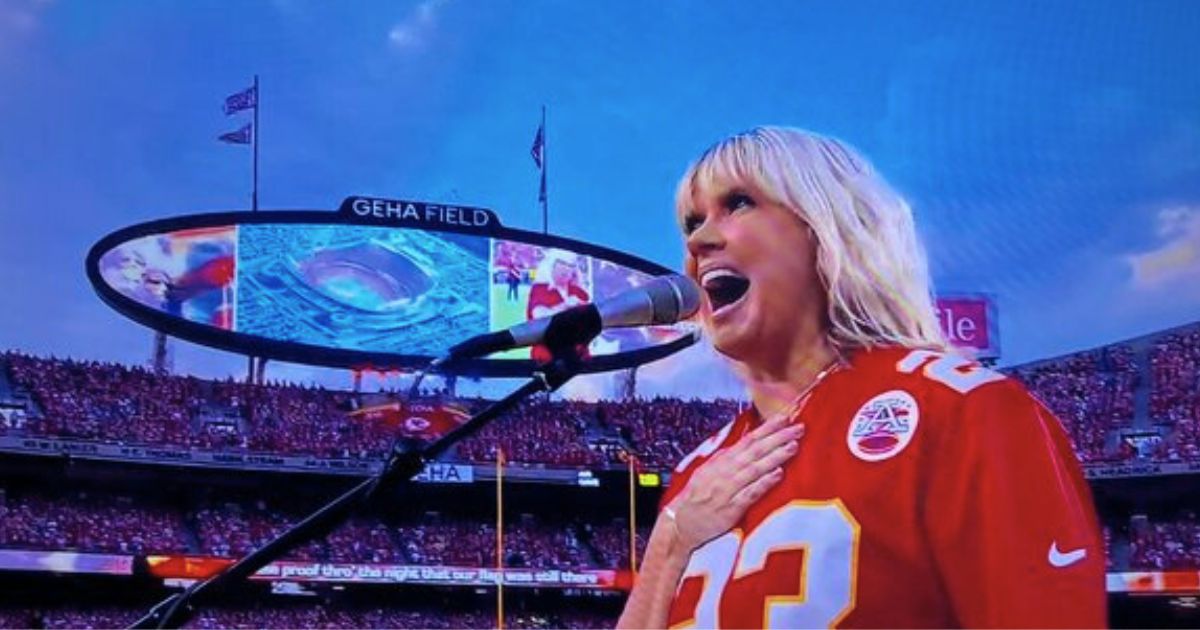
[534,247,581,286]
[676,126,948,353]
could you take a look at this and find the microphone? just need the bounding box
[434,274,701,367]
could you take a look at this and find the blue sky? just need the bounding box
[1,0,1198,399]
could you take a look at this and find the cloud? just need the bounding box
[388,0,449,50]
[1127,205,1200,291]
[0,0,51,41]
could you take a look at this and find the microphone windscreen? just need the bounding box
[645,275,701,324]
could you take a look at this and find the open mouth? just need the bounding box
[701,268,751,312]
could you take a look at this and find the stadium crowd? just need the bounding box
[0,485,630,570]
[189,502,329,562]
[393,514,597,569]
[582,522,650,571]
[1127,512,1200,571]
[1151,331,1200,424]
[11,334,1200,474]
[3,331,1200,559]
[455,399,601,468]
[7,331,1200,629]
[0,489,188,555]
[1149,331,1200,461]
[3,353,399,461]
[594,398,738,470]
[11,480,1200,575]
[1,352,743,471]
[1005,346,1138,463]
[4,354,196,448]
[0,604,617,629]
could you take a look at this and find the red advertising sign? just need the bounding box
[348,401,470,442]
[935,294,999,360]
[1107,571,1200,594]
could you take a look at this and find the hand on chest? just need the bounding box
[747,387,926,522]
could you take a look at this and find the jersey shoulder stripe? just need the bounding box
[893,348,1008,396]
[674,418,737,474]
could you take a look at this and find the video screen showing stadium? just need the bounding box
[96,222,694,361]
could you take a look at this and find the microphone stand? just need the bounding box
[129,348,586,629]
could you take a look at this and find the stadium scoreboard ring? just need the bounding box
[85,196,700,377]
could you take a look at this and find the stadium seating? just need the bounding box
[0,351,743,471]
[593,398,739,470]
[9,331,1200,630]
[0,338,1185,470]
[456,399,604,467]
[1150,331,1200,425]
[583,521,650,571]
[0,484,634,570]
[7,324,1200,474]
[0,604,618,629]
[1149,331,1200,461]
[1005,346,1138,463]
[1127,512,1200,571]
[0,488,188,555]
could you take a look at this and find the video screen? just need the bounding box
[97,223,695,360]
[97,227,237,330]
[236,223,490,356]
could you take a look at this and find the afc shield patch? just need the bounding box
[847,390,919,462]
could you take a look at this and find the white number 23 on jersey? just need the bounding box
[671,500,861,629]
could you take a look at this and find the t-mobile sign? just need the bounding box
[936,294,999,360]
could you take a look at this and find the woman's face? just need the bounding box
[551,260,575,286]
[118,252,146,283]
[680,173,827,367]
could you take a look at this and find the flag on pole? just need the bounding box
[531,119,547,205]
[218,123,252,145]
[224,86,257,115]
[530,123,544,169]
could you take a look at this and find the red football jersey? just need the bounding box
[525,282,591,319]
[661,347,1106,628]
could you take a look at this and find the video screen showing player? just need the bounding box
[489,241,594,361]
[97,227,236,330]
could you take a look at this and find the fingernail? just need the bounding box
[771,467,784,476]
[786,440,799,451]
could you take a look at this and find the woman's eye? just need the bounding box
[727,193,754,212]
[683,215,703,235]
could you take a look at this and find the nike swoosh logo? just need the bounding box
[1048,541,1087,568]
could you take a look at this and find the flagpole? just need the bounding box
[250,75,260,384]
[252,74,259,213]
[540,105,547,234]
[496,448,505,630]
[628,452,638,577]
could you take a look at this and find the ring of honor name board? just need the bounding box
[86,197,700,374]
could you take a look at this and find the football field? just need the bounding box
[489,283,531,360]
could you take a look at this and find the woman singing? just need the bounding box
[617,127,1105,628]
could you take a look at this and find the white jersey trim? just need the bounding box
[674,419,736,474]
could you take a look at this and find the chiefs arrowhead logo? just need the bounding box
[847,390,919,462]
[403,416,432,433]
